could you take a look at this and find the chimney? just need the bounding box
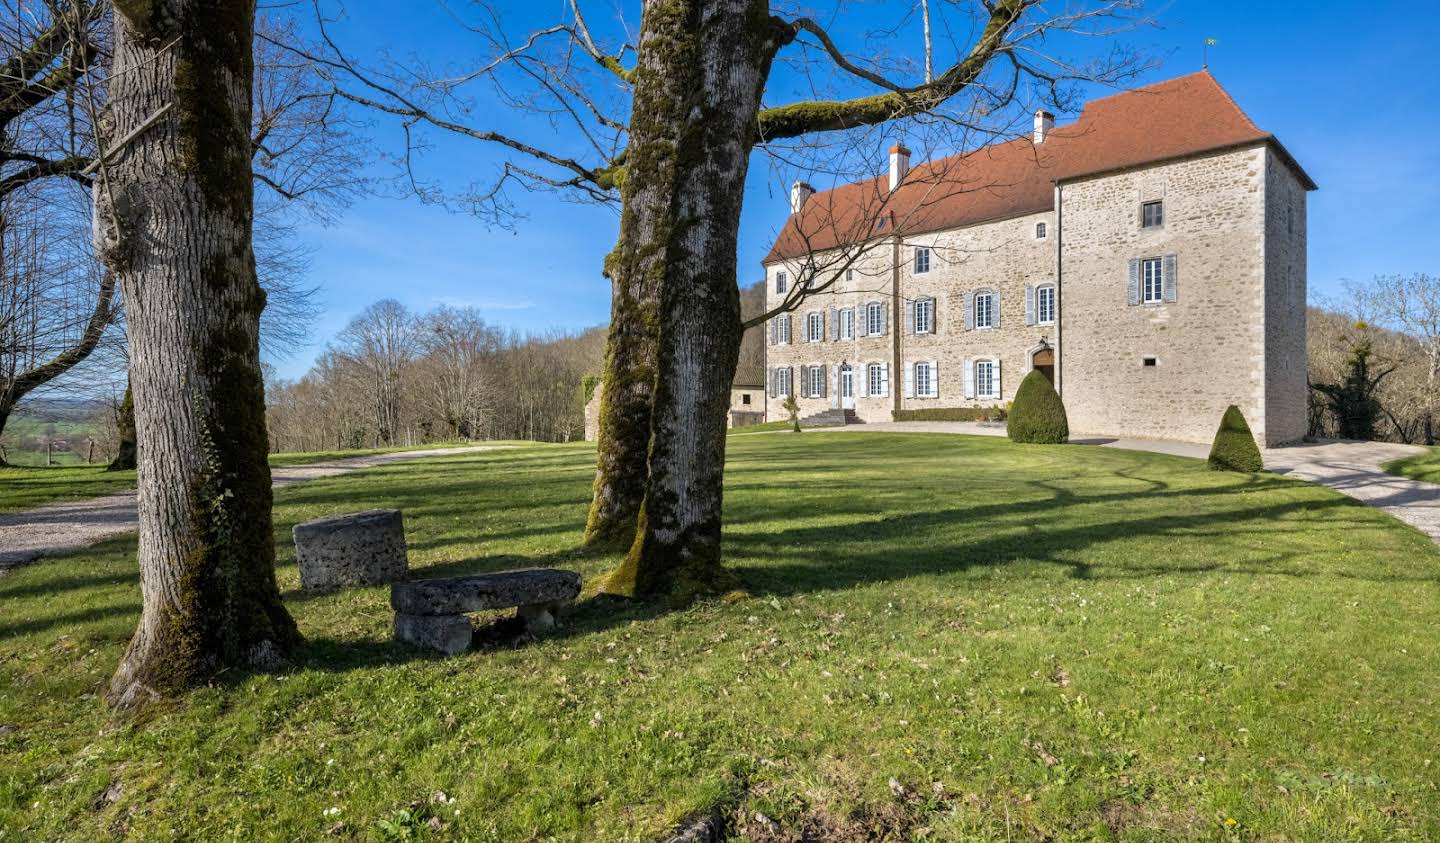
[789,180,814,214]
[888,143,910,191]
[1033,110,1055,144]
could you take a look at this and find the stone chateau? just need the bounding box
[762,71,1314,446]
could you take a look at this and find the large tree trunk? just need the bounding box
[598,0,778,602]
[107,380,136,471]
[583,265,659,548]
[103,0,297,709]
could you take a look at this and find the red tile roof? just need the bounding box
[763,71,1315,264]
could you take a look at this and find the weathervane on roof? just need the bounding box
[1203,37,1218,69]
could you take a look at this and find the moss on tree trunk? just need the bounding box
[596,0,781,603]
[104,0,297,709]
[107,381,137,471]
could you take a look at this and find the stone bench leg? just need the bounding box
[516,601,566,632]
[394,613,472,655]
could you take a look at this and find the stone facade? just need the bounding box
[583,381,769,439]
[762,142,1312,446]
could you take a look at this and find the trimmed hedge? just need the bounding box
[1207,405,1263,472]
[893,406,1005,423]
[1007,370,1069,444]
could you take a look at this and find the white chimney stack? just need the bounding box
[888,143,911,191]
[789,180,815,214]
[1033,110,1055,144]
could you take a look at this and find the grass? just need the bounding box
[2,433,1439,840]
[0,442,479,515]
[1384,446,1440,485]
[728,420,793,435]
[0,465,137,515]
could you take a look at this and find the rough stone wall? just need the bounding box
[761,143,1307,442]
[583,385,602,441]
[1263,148,1310,445]
[1059,146,1272,444]
[899,212,1057,413]
[762,244,899,423]
[763,211,1058,422]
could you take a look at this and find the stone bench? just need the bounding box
[391,568,582,655]
[293,509,408,592]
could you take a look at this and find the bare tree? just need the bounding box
[415,305,501,439]
[295,0,1147,602]
[0,0,114,458]
[331,298,416,446]
[1348,274,1440,443]
[103,0,297,708]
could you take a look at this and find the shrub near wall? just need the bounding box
[1208,405,1264,472]
[1007,371,1070,444]
[893,407,1006,423]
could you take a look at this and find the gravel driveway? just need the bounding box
[0,446,502,572]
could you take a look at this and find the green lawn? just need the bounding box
[0,465,137,514]
[2,434,1439,840]
[0,442,478,515]
[1385,446,1440,485]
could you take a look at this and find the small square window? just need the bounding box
[742,393,751,405]
[1141,200,1164,229]
[1035,222,1047,239]
[1142,356,1158,367]
[914,247,930,274]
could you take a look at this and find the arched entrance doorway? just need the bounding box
[1032,347,1055,385]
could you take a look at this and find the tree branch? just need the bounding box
[757,0,1028,140]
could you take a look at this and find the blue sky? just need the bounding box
[276,1,1440,378]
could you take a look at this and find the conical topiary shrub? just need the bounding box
[1007,370,1069,444]
[1207,405,1264,472]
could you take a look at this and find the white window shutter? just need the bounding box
[857,305,868,337]
[993,289,1003,329]
[769,319,777,345]
[830,308,839,340]
[963,358,975,399]
[879,302,889,336]
[858,365,869,398]
[881,363,890,397]
[828,365,837,406]
[929,360,940,398]
[964,291,975,330]
[903,360,914,398]
[1025,284,1036,326]
[906,300,916,335]
[1128,258,1141,306]
[767,367,775,398]
[994,359,1002,400]
[1163,254,1178,303]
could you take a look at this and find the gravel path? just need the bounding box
[1261,440,1440,542]
[0,446,502,572]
